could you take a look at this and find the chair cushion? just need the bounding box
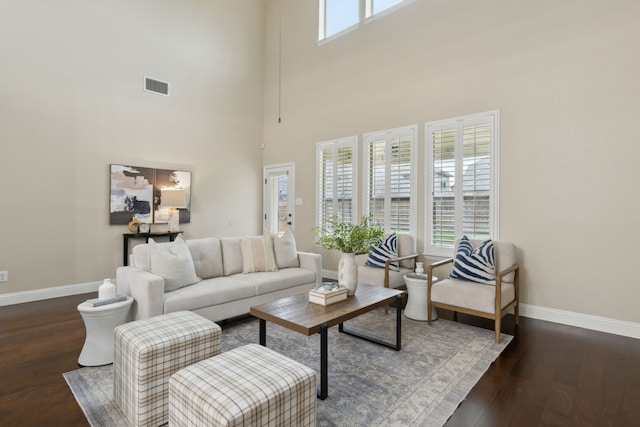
[449,236,496,285]
[365,233,399,271]
[431,278,515,314]
[358,265,411,289]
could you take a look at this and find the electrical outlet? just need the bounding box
[0,271,7,282]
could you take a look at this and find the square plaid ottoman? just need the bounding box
[169,343,317,427]
[114,311,222,427]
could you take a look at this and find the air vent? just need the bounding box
[144,77,169,96]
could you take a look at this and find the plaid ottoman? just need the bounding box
[168,343,317,427]
[114,311,222,427]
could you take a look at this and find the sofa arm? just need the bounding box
[116,266,165,321]
[297,251,322,283]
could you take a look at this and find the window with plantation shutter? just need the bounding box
[425,111,499,257]
[316,137,357,229]
[364,125,417,235]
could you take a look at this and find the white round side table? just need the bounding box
[403,274,438,321]
[77,297,133,366]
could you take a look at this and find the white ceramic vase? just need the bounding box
[98,278,116,300]
[338,252,358,296]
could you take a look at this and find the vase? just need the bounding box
[98,278,116,300]
[338,252,358,296]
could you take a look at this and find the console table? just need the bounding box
[122,232,182,265]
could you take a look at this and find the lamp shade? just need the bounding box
[159,189,187,209]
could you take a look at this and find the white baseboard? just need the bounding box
[324,269,640,339]
[0,281,100,307]
[519,303,640,339]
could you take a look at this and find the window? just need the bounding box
[316,137,358,229]
[319,0,414,41]
[368,0,404,16]
[319,0,359,40]
[425,111,499,256]
[364,125,417,235]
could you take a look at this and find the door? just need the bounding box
[263,163,295,236]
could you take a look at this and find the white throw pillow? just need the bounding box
[241,236,278,273]
[148,235,201,292]
[272,227,300,269]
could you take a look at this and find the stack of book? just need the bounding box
[309,282,347,306]
[86,295,128,307]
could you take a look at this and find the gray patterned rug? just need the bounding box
[64,308,511,426]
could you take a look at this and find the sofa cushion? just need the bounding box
[233,268,316,296]
[272,227,300,269]
[241,236,278,273]
[163,276,256,313]
[186,237,223,279]
[221,237,253,276]
[148,235,201,292]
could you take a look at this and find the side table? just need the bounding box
[77,296,134,366]
[403,274,438,321]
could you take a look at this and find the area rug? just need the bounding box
[64,308,511,426]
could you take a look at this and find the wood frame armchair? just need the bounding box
[427,239,520,343]
[357,233,419,314]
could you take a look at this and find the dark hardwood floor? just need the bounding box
[1,293,639,426]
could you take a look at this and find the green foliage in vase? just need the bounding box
[313,216,384,255]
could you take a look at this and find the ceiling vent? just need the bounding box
[144,76,169,96]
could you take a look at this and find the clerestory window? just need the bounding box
[319,0,415,41]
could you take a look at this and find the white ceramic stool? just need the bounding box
[403,274,438,321]
[77,296,133,366]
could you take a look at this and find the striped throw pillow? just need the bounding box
[449,236,496,285]
[364,234,399,272]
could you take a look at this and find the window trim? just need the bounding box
[424,110,500,257]
[363,124,418,236]
[315,136,359,228]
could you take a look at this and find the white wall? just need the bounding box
[262,0,640,324]
[0,0,265,294]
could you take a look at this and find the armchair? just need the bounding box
[358,233,419,290]
[358,233,419,314]
[427,239,519,343]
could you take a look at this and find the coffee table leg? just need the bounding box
[395,294,402,350]
[318,322,328,400]
[259,319,266,346]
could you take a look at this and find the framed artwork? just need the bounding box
[109,164,191,225]
[110,165,154,225]
[154,169,191,224]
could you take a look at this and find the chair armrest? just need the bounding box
[496,263,520,281]
[116,266,165,321]
[383,253,419,287]
[297,251,322,283]
[427,258,453,289]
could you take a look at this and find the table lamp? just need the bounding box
[160,189,187,232]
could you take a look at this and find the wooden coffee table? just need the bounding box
[249,283,404,400]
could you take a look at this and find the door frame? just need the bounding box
[263,162,295,235]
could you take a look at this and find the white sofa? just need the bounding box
[115,235,322,323]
